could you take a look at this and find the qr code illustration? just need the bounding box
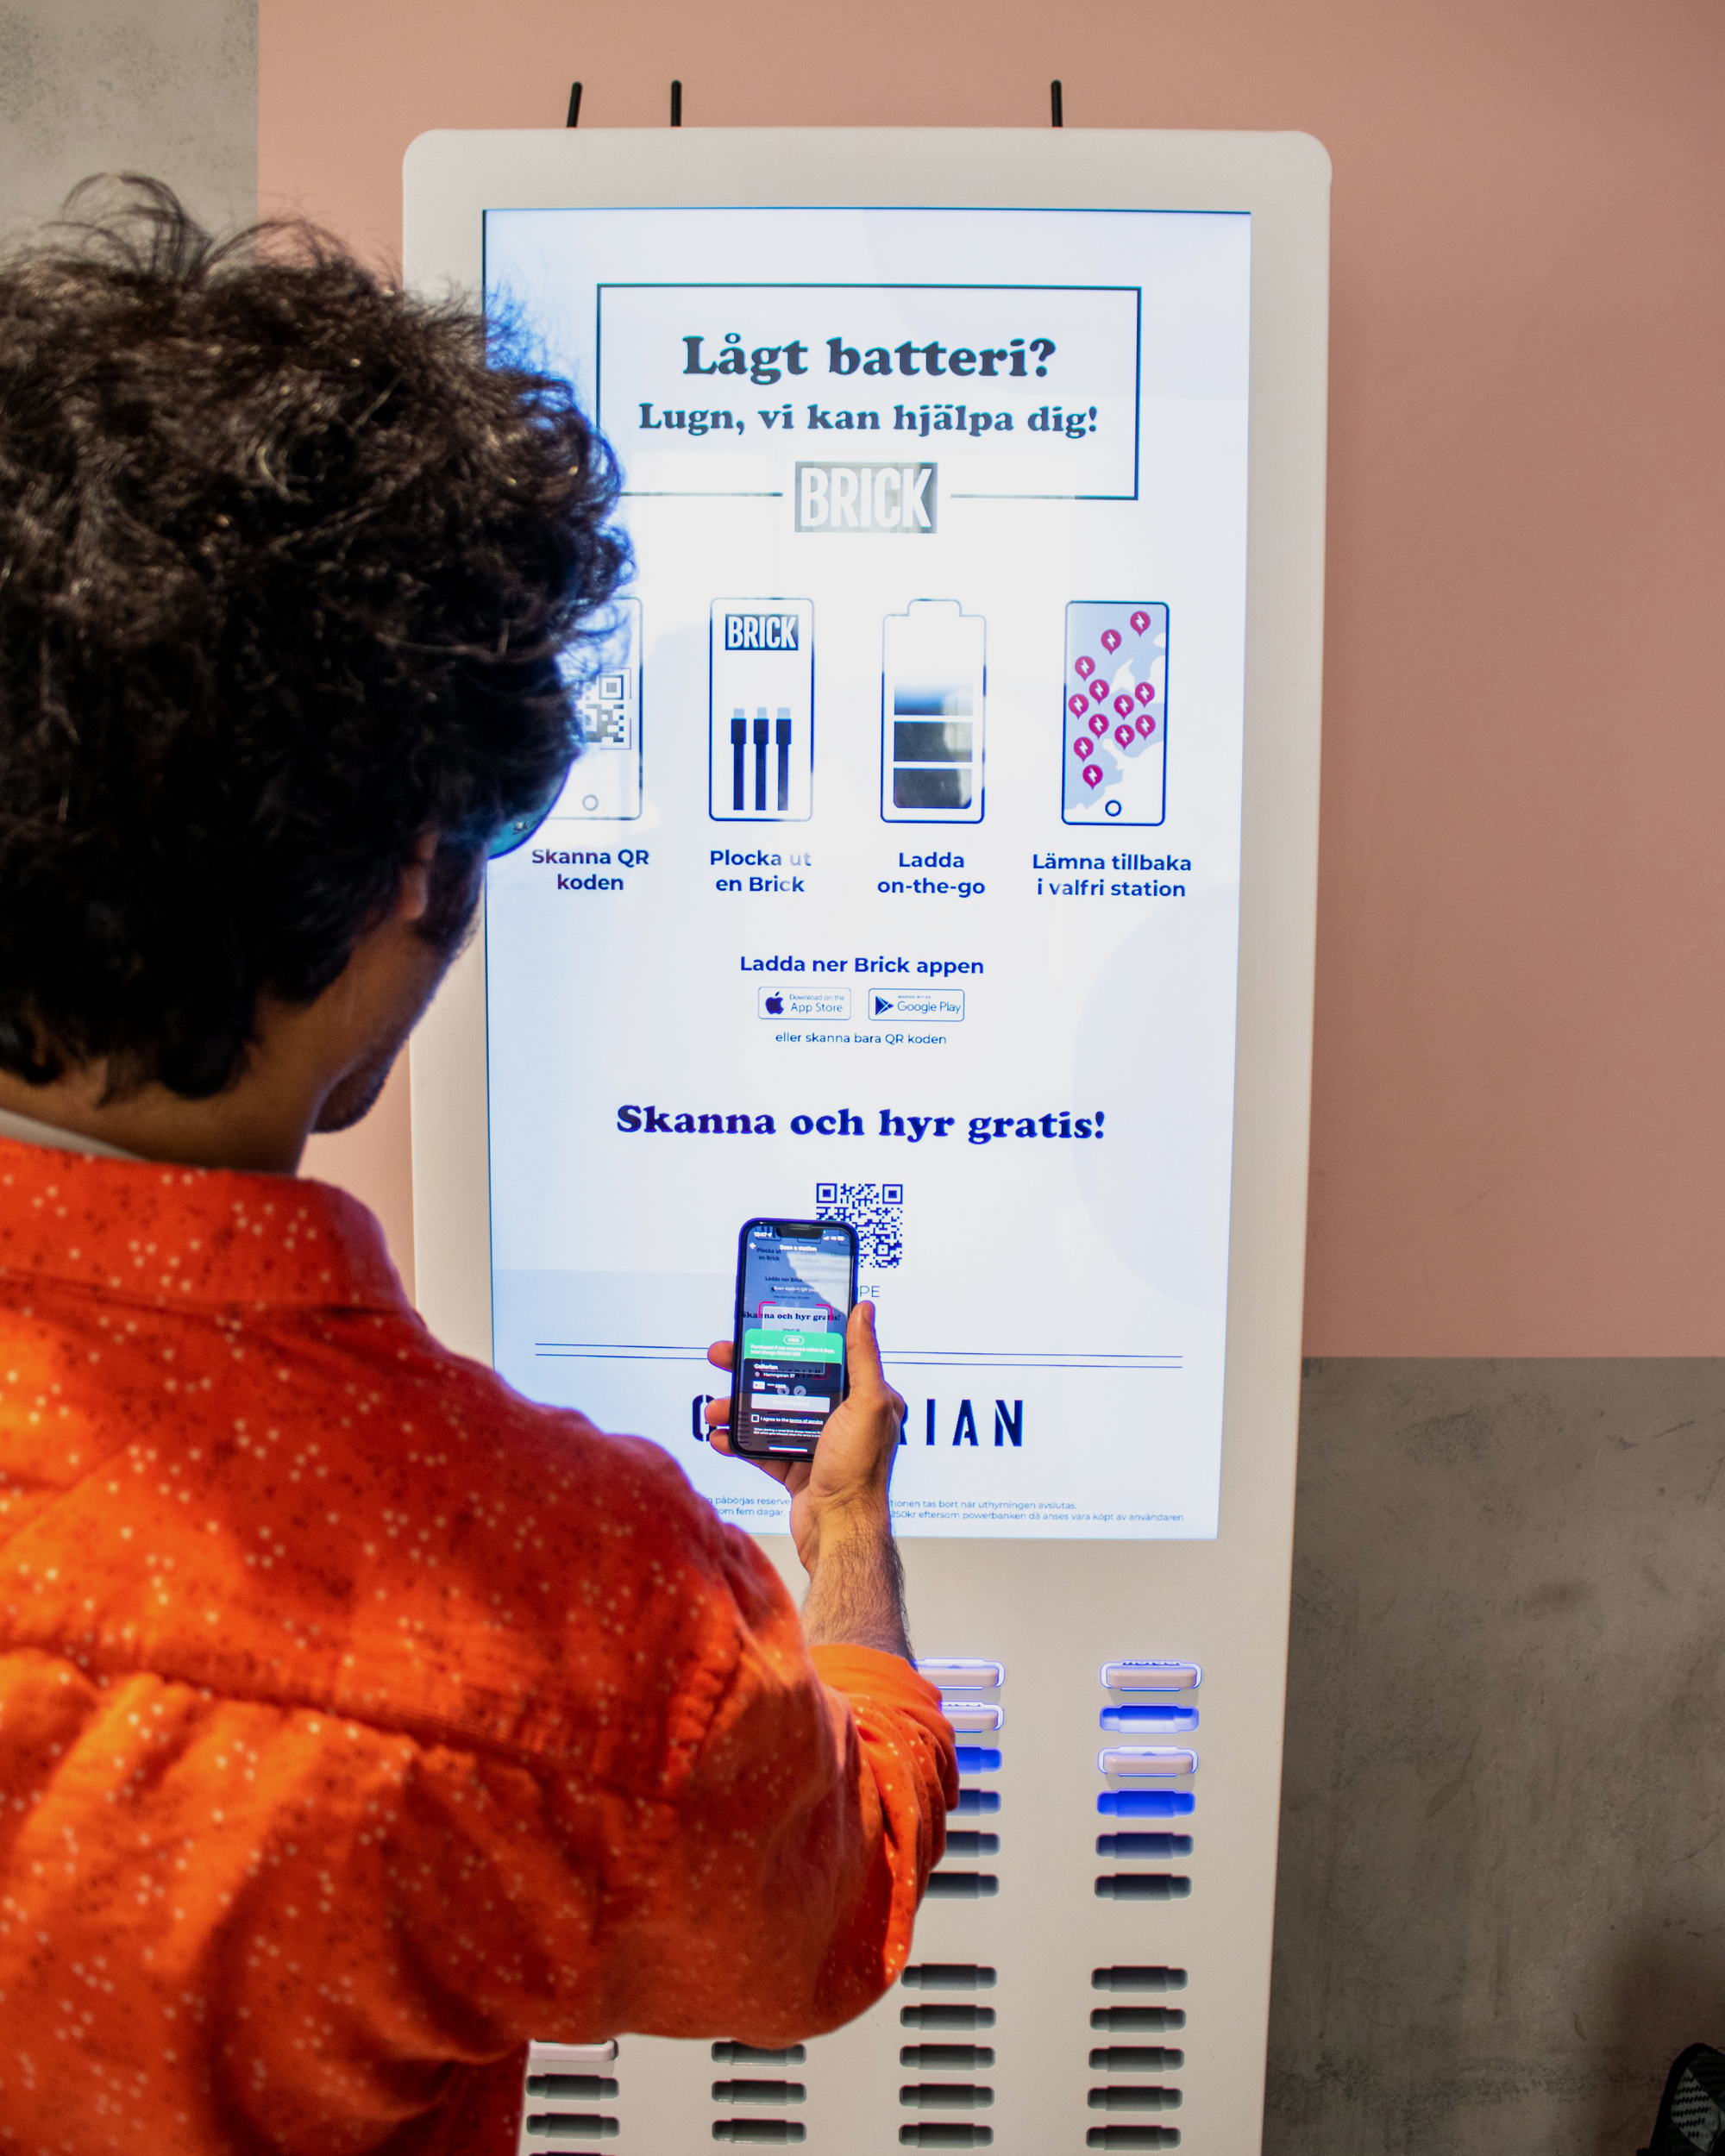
[576,671,631,748]
[815,1181,905,1270]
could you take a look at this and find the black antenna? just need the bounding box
[670,79,682,126]
[566,81,582,128]
[1051,79,1063,127]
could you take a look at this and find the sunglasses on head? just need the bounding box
[486,755,577,860]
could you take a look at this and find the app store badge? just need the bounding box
[758,986,851,1021]
[868,989,965,1023]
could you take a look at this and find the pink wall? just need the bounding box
[270,0,1725,1355]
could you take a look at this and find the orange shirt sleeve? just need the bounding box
[321,1493,959,2078]
[523,1527,961,2047]
[401,1625,963,2152]
[809,1641,963,1990]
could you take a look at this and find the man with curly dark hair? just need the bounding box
[0,183,954,2156]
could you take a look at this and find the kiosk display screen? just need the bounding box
[482,204,1251,1539]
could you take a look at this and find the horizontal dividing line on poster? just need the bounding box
[531,1342,1181,1372]
[614,489,1132,501]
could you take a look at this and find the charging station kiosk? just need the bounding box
[405,125,1329,2156]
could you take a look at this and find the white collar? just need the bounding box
[0,1103,145,1163]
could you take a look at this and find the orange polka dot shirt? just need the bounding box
[0,1136,957,2153]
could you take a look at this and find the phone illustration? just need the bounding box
[729,1218,859,1458]
[881,598,986,823]
[1062,599,1168,825]
[557,596,643,821]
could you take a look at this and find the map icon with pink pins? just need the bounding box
[1062,600,1168,826]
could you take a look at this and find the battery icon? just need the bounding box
[881,599,986,824]
[710,599,814,822]
[555,595,643,821]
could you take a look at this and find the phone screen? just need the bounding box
[733,1220,858,1455]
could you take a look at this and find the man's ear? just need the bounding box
[397,831,440,924]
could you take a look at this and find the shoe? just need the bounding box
[1641,2045,1725,2156]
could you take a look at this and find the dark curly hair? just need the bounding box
[0,177,628,1098]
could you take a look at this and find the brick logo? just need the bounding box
[795,461,937,535]
[723,612,800,651]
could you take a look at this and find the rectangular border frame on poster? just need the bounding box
[593,279,1144,502]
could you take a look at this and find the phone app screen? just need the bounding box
[737,1224,855,1451]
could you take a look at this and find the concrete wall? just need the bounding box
[1270,1359,1725,2154]
[5,2,1725,2148]
[0,0,254,235]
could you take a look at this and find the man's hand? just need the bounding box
[705,1300,913,1658]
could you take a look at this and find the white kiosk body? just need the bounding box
[405,127,1328,2156]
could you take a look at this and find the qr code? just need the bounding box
[815,1181,905,1270]
[576,672,630,748]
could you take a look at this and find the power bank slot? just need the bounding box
[1097,1792,1193,1820]
[1092,1966,1188,1992]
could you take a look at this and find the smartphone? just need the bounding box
[730,1218,860,1458]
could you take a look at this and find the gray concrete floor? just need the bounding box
[1269,1359,1725,2155]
